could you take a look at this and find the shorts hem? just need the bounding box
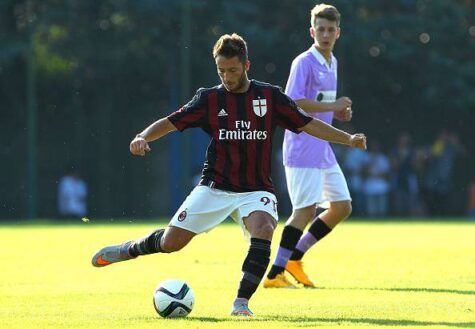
[292,198,352,210]
[168,223,202,235]
[240,209,278,223]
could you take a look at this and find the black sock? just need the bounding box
[315,206,327,217]
[289,249,304,261]
[290,217,331,261]
[267,265,285,279]
[237,238,271,300]
[267,225,303,279]
[129,228,165,257]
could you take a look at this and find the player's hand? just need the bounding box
[335,106,352,121]
[130,135,151,156]
[349,133,366,150]
[332,97,352,112]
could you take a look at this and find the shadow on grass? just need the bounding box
[385,287,475,295]
[319,286,475,296]
[184,316,474,327]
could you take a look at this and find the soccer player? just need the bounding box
[91,33,366,316]
[264,4,355,288]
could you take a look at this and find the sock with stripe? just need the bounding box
[290,218,331,261]
[236,238,271,300]
[128,228,165,257]
[267,225,303,279]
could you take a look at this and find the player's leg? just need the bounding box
[285,200,349,283]
[131,225,197,255]
[91,225,197,268]
[231,192,278,316]
[264,167,322,288]
[92,186,231,267]
[289,164,351,263]
[232,212,276,316]
[264,205,315,287]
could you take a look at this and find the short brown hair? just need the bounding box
[212,33,248,64]
[311,3,340,27]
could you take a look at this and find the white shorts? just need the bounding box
[285,164,351,210]
[169,186,279,235]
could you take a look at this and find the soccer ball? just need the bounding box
[153,279,194,318]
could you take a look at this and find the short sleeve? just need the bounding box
[274,88,312,133]
[167,88,208,131]
[285,57,310,100]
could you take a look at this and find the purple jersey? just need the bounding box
[283,46,338,168]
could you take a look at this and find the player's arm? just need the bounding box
[130,118,177,156]
[299,118,366,150]
[287,57,352,116]
[295,97,352,113]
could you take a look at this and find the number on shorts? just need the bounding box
[260,197,277,213]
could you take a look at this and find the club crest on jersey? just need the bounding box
[252,98,267,117]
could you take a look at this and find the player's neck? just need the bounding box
[233,78,251,93]
[314,45,332,65]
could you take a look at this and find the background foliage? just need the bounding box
[1,0,474,218]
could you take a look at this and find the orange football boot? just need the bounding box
[285,260,315,287]
[263,273,296,288]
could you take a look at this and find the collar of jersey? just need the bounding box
[309,46,334,70]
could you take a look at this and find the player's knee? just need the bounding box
[343,202,352,218]
[287,206,315,226]
[253,220,276,240]
[261,221,276,236]
[333,201,352,219]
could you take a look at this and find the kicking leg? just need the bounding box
[91,226,195,267]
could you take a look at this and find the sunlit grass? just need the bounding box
[1,220,474,329]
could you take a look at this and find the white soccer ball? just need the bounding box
[153,279,194,318]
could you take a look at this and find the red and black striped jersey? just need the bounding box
[168,79,312,193]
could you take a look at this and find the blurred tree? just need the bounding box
[0,0,473,219]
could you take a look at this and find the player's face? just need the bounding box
[216,55,250,93]
[310,17,340,54]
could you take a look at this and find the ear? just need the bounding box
[245,60,250,72]
[335,27,341,39]
[309,26,315,39]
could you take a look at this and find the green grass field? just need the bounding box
[1,220,474,329]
